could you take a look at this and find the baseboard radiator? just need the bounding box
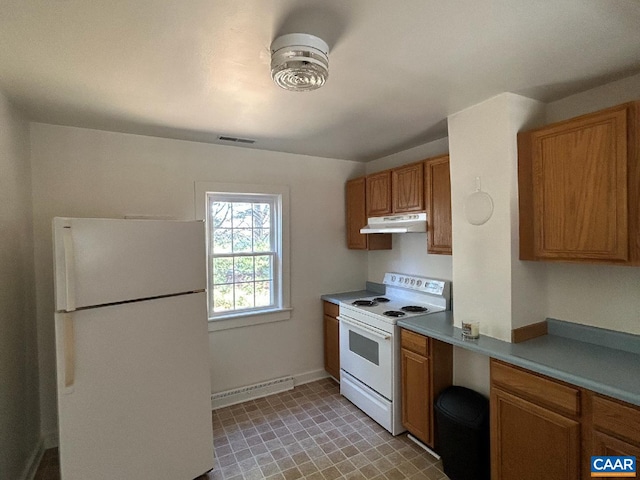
[211,375,294,410]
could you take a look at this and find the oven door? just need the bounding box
[338,314,393,400]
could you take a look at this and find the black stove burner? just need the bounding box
[373,297,390,303]
[401,305,429,313]
[383,310,406,317]
[352,300,377,307]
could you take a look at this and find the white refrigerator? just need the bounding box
[53,217,214,480]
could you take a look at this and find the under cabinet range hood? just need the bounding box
[360,212,427,234]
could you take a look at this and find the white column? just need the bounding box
[447,93,546,342]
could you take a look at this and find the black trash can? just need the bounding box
[434,386,490,480]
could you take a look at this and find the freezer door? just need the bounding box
[55,292,214,480]
[53,217,206,311]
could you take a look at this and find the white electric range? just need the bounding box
[338,272,451,435]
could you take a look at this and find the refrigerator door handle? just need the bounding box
[62,313,76,391]
[62,226,77,312]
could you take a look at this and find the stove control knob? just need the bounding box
[416,280,422,287]
[410,279,415,285]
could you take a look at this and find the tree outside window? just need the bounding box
[206,193,281,318]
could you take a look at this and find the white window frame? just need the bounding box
[195,182,291,331]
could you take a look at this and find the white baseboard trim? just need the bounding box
[211,370,330,410]
[211,376,295,410]
[293,369,330,386]
[20,437,45,480]
[407,434,441,460]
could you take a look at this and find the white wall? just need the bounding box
[366,137,450,174]
[546,72,640,122]
[453,348,490,397]
[29,123,368,440]
[541,72,640,335]
[448,93,546,341]
[0,93,41,479]
[445,93,545,395]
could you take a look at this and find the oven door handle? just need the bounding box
[338,316,391,341]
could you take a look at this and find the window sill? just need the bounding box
[207,307,293,332]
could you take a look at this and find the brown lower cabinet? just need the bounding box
[323,301,340,380]
[490,358,640,480]
[491,382,581,480]
[590,393,640,460]
[400,329,452,448]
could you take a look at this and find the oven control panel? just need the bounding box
[383,272,446,295]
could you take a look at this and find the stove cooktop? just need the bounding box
[343,295,444,321]
[340,273,450,324]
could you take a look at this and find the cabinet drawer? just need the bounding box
[490,360,580,416]
[401,329,429,357]
[323,301,339,318]
[592,394,640,445]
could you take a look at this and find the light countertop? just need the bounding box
[398,311,640,407]
[321,282,385,305]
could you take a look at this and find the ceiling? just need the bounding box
[1,1,639,162]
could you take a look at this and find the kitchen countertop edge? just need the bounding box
[321,283,385,305]
[397,311,640,407]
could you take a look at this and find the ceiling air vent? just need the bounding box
[217,135,256,144]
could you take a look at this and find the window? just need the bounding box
[208,193,277,315]
[195,183,291,330]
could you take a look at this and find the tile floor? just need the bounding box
[35,378,448,479]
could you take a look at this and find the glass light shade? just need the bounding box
[270,33,329,92]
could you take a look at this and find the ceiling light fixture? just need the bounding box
[270,33,329,92]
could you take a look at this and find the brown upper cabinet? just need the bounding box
[346,176,391,250]
[366,171,392,217]
[393,162,425,213]
[518,101,639,265]
[425,155,452,255]
[366,162,425,217]
[348,155,452,252]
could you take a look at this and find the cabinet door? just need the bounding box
[393,162,424,213]
[346,177,392,251]
[592,430,640,458]
[323,314,340,380]
[346,177,368,250]
[401,348,431,446]
[519,105,630,262]
[491,387,581,480]
[366,171,392,216]
[425,155,452,255]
